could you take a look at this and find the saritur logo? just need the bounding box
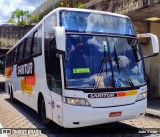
[17,59,34,77]
[88,93,117,99]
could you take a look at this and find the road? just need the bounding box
[0,89,160,137]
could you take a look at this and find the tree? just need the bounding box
[75,2,86,8]
[29,14,40,25]
[10,9,29,25]
[12,9,21,23]
[7,18,16,24]
[20,10,29,21]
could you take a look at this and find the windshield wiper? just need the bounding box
[113,46,134,88]
[93,45,108,91]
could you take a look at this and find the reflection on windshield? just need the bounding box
[64,35,146,89]
[108,37,145,87]
[60,11,136,36]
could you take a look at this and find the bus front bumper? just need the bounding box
[62,99,147,128]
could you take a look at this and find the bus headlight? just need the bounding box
[136,92,147,101]
[64,97,90,106]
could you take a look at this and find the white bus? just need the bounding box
[5,8,159,128]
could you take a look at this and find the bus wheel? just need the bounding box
[40,98,51,126]
[10,89,15,103]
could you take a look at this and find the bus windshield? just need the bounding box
[60,11,136,36]
[64,35,146,89]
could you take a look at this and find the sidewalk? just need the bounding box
[146,99,160,119]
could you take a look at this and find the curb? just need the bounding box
[145,109,160,119]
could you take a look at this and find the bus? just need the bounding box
[5,8,159,128]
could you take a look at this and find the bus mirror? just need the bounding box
[137,33,159,59]
[55,27,66,52]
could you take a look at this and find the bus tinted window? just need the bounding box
[37,26,42,53]
[6,54,10,66]
[32,26,42,55]
[17,42,24,62]
[32,31,38,54]
[44,14,62,94]
[44,14,56,48]
[60,11,136,36]
[14,47,18,63]
[24,35,32,58]
[8,54,11,65]
[11,50,14,64]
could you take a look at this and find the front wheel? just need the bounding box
[40,98,51,126]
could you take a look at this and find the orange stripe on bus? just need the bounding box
[5,67,12,77]
[125,90,137,96]
[117,92,126,97]
[24,73,36,86]
[21,79,33,94]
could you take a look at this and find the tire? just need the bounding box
[10,88,16,103]
[40,97,51,126]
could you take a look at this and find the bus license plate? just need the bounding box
[109,112,122,117]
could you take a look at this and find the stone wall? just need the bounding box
[85,0,151,38]
[86,0,160,14]
[27,0,59,23]
[0,25,34,49]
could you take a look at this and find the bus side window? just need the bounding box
[9,52,12,66]
[6,54,9,66]
[8,53,11,66]
[46,37,62,95]
[11,50,14,65]
[32,25,42,55]
[14,47,18,64]
[24,35,32,59]
[37,26,42,54]
[7,55,9,67]
[44,14,62,94]
[17,42,24,62]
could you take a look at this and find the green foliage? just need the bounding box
[29,14,40,24]
[18,20,26,25]
[9,8,29,25]
[7,18,16,24]
[59,0,88,8]
[75,2,86,8]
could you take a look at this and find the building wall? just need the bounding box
[86,0,160,14]
[86,0,160,98]
[149,23,160,98]
[0,25,34,50]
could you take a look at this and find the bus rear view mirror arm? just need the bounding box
[139,53,159,62]
[137,33,159,60]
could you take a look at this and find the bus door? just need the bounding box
[45,26,65,125]
[48,52,63,125]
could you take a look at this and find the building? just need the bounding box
[86,0,160,98]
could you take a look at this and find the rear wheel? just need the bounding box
[40,97,51,126]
